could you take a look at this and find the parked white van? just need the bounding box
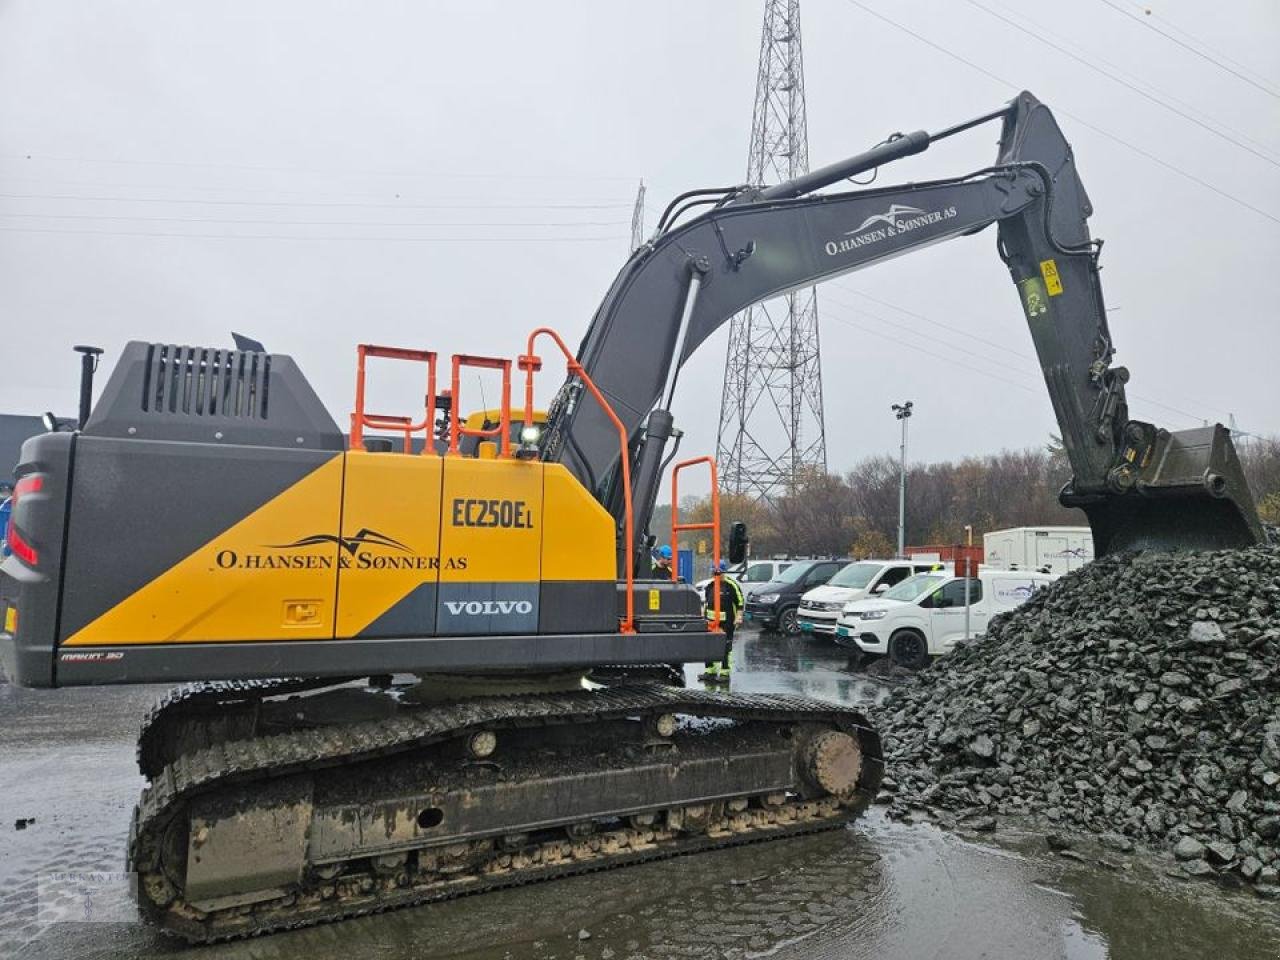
[833,568,1056,668]
[797,559,943,637]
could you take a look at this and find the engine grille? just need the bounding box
[141,344,271,418]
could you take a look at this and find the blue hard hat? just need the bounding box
[658,545,673,560]
[715,560,728,573]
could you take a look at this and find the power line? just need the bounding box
[1095,0,1280,101]
[831,281,1223,418]
[974,0,1280,164]
[822,289,1040,378]
[819,305,1040,395]
[822,297,1219,428]
[960,0,1280,170]
[0,225,626,242]
[839,0,1280,227]
[828,279,1229,425]
[830,282,1037,362]
[0,191,632,211]
[0,171,633,206]
[844,281,1233,424]
[0,152,642,183]
[0,212,630,228]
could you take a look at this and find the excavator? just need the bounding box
[0,92,1263,941]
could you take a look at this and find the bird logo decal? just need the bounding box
[846,204,926,235]
[268,528,412,555]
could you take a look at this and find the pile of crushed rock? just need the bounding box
[878,544,1280,896]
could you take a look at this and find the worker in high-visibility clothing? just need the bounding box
[700,560,744,682]
[651,544,674,579]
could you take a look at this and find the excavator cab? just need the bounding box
[456,409,547,459]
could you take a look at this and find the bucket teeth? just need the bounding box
[1068,424,1265,555]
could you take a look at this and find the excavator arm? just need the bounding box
[544,90,1263,562]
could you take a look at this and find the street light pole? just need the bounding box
[891,401,913,558]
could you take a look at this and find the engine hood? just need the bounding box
[746,579,791,598]
[841,598,904,616]
[801,584,867,604]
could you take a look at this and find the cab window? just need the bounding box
[925,579,982,608]
[805,562,843,586]
[874,565,914,590]
[743,563,777,583]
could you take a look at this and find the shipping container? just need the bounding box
[982,526,1093,574]
[905,543,985,565]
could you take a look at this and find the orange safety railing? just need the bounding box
[520,327,636,634]
[670,456,721,632]
[449,354,512,457]
[350,345,437,454]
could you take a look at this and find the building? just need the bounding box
[0,415,46,488]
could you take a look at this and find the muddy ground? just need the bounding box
[2,628,1277,959]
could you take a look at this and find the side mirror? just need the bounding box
[728,521,749,564]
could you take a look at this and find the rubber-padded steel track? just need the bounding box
[130,683,882,942]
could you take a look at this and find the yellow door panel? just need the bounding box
[439,457,543,584]
[336,452,444,637]
[541,464,615,582]
[65,456,344,644]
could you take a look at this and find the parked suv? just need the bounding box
[834,568,1056,667]
[797,559,942,637]
[742,559,851,634]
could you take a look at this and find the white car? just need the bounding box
[797,559,943,637]
[833,568,1056,667]
[694,558,795,593]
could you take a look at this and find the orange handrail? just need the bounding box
[520,327,635,634]
[671,456,721,632]
[448,354,512,457]
[350,344,437,454]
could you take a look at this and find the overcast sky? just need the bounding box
[1,0,1277,490]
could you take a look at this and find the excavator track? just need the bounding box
[129,683,883,942]
[137,676,359,778]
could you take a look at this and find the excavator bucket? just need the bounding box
[1073,425,1266,556]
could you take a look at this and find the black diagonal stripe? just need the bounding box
[268,534,346,550]
[346,529,411,552]
[59,439,341,640]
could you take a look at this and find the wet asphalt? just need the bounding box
[1,628,1277,960]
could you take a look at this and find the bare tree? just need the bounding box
[655,435,1280,557]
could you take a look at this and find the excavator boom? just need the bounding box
[546,91,1263,558]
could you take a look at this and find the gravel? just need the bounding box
[878,544,1280,893]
